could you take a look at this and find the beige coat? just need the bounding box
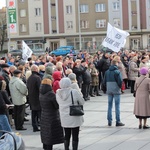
[128,61,139,81]
[134,75,150,117]
[118,62,127,79]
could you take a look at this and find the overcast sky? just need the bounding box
[0,0,6,9]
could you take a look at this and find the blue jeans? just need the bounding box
[107,94,121,124]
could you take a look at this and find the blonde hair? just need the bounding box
[41,78,52,85]
[1,80,6,91]
[39,65,45,71]
[25,70,32,80]
[56,62,63,71]
[113,56,120,62]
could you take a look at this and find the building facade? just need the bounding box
[6,0,150,52]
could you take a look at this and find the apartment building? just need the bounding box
[7,0,150,52]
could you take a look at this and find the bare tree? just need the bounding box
[0,9,7,51]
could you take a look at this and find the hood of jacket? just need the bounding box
[52,71,62,81]
[45,66,53,75]
[109,65,118,71]
[40,84,52,95]
[57,87,72,101]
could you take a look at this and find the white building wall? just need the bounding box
[146,0,150,29]
[63,0,76,34]
[108,0,122,29]
[28,0,44,36]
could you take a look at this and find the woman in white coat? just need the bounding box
[56,78,84,150]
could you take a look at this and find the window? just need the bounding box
[35,8,41,16]
[20,0,25,2]
[20,24,27,32]
[148,0,150,8]
[80,4,88,13]
[35,23,41,31]
[80,20,89,29]
[113,18,120,27]
[149,16,150,26]
[96,20,106,28]
[51,16,56,20]
[113,2,120,11]
[51,3,55,6]
[95,4,106,12]
[66,21,73,29]
[66,5,72,14]
[52,30,57,33]
[20,9,26,17]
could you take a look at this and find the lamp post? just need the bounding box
[78,0,82,50]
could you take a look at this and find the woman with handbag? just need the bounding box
[56,78,84,150]
[134,67,150,129]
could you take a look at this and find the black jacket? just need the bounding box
[27,71,41,110]
[39,84,64,145]
[97,55,110,73]
[0,92,6,115]
[82,66,91,84]
[73,65,87,83]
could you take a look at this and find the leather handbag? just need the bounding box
[69,91,84,116]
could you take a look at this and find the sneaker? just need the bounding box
[116,122,125,126]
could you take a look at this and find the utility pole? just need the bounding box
[78,0,82,50]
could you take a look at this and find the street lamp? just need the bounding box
[78,0,82,50]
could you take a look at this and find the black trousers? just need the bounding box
[130,80,135,93]
[81,83,90,99]
[64,127,80,142]
[14,104,25,130]
[31,110,41,130]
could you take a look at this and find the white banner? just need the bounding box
[102,23,130,52]
[22,41,33,61]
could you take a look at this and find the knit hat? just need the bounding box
[68,73,76,81]
[139,67,149,75]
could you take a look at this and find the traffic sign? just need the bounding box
[8,9,17,24]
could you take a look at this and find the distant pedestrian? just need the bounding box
[103,60,125,127]
[134,67,150,129]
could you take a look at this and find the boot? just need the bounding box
[64,140,70,150]
[72,141,78,150]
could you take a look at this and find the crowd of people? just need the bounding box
[1,49,150,149]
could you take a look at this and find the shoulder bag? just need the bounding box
[133,77,146,97]
[69,91,84,116]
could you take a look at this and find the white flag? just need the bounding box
[102,23,130,52]
[22,41,33,61]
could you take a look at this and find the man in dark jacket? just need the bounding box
[1,64,11,96]
[97,52,110,92]
[103,60,125,127]
[81,60,91,101]
[27,64,41,132]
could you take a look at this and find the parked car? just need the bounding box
[9,49,22,56]
[50,46,76,56]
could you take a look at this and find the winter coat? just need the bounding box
[27,71,41,110]
[39,84,64,145]
[70,82,83,96]
[72,65,87,83]
[134,75,150,117]
[9,77,28,105]
[103,65,122,95]
[89,67,99,86]
[97,55,110,72]
[82,66,91,84]
[0,92,7,115]
[118,62,127,79]
[128,61,139,81]
[52,71,61,93]
[56,87,84,128]
[2,70,10,96]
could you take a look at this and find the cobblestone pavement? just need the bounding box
[12,89,150,150]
